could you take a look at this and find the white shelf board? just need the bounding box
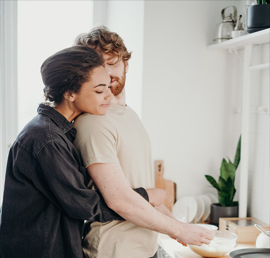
[208,28,270,50]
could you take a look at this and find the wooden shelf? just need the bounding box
[208,28,270,50]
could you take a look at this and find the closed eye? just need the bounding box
[107,62,117,66]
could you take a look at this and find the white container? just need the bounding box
[189,231,237,257]
[231,30,247,38]
[196,223,218,232]
[256,231,270,248]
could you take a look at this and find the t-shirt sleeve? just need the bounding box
[74,114,119,167]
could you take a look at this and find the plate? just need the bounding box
[229,248,270,258]
[205,193,218,204]
[194,196,205,223]
[173,196,197,223]
[199,195,212,220]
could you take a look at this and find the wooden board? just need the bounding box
[154,160,176,211]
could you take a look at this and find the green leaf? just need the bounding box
[227,177,236,203]
[218,192,229,206]
[217,177,236,206]
[220,159,236,182]
[220,159,228,180]
[205,175,220,191]
[218,176,226,192]
[234,135,241,168]
[228,160,236,182]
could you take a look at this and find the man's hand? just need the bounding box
[146,188,167,207]
[175,223,214,246]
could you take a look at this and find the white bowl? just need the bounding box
[189,231,237,257]
[196,223,218,231]
[256,231,270,248]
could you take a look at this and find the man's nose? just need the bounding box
[105,64,112,75]
[105,89,113,100]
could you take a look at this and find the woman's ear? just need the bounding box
[63,91,75,102]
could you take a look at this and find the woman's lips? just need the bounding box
[101,103,110,108]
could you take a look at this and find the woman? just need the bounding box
[0,46,149,258]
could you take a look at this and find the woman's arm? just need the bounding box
[87,162,213,246]
[36,141,123,223]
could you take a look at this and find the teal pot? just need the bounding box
[210,203,238,227]
[246,4,270,33]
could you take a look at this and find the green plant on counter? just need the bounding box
[256,0,270,4]
[205,135,241,207]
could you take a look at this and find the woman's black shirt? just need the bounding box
[0,104,148,258]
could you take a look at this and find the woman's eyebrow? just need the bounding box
[94,84,107,88]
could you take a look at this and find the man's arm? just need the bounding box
[87,162,213,246]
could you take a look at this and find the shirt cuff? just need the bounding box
[133,187,149,202]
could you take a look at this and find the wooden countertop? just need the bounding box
[158,233,255,258]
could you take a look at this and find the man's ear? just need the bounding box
[63,91,75,102]
[124,61,129,73]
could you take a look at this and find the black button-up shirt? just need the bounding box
[0,104,148,258]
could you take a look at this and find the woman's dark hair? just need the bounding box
[41,45,104,104]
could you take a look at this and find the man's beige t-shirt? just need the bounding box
[74,103,158,258]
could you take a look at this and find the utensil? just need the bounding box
[213,6,237,42]
[154,160,176,211]
[229,248,270,258]
[254,224,270,236]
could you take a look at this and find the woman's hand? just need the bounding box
[146,188,167,207]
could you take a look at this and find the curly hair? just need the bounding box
[41,46,104,105]
[74,26,131,62]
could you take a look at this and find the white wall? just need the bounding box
[142,0,240,197]
[0,1,18,203]
[141,0,269,224]
[97,1,145,117]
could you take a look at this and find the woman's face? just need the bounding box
[72,66,113,115]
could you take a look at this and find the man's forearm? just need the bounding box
[155,204,174,219]
[88,163,213,246]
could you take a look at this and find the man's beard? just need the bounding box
[110,72,126,96]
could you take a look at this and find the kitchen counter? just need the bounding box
[158,233,255,258]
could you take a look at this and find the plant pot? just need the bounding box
[210,203,238,227]
[246,4,270,33]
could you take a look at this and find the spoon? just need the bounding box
[254,224,270,236]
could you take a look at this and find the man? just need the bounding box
[74,27,212,258]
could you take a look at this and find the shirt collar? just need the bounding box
[37,104,77,137]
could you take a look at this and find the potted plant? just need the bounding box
[246,0,270,33]
[205,135,241,226]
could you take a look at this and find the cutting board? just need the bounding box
[154,160,176,212]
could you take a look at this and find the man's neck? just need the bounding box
[111,88,126,106]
